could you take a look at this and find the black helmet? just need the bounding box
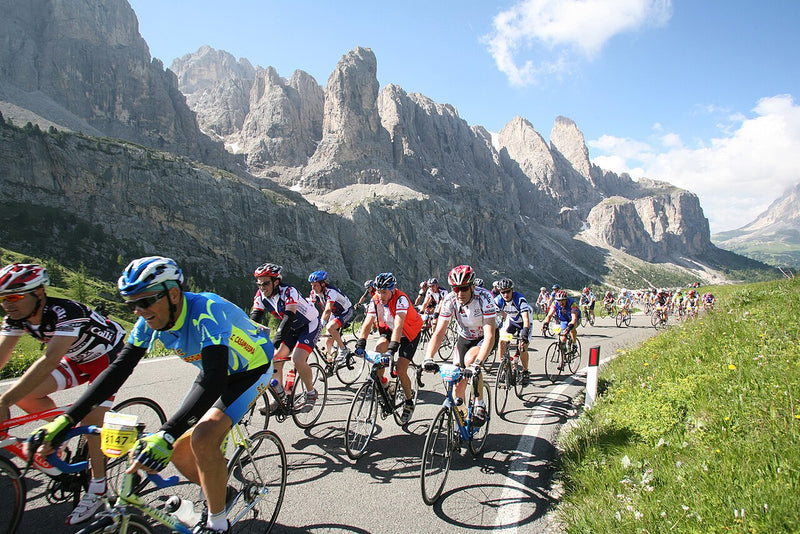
[374,272,397,290]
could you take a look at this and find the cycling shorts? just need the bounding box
[560,320,577,333]
[503,321,531,343]
[378,331,420,362]
[275,323,322,360]
[329,307,355,329]
[455,336,485,367]
[213,364,272,418]
[52,354,115,408]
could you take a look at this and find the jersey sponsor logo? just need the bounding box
[183,352,201,362]
[232,334,256,355]
[89,326,116,342]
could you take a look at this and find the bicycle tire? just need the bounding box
[623,312,631,327]
[336,339,366,386]
[226,430,287,534]
[615,312,623,328]
[105,397,167,500]
[76,514,152,534]
[544,342,563,383]
[481,343,497,374]
[420,407,452,505]
[436,324,457,362]
[342,306,366,341]
[0,455,25,534]
[580,313,587,328]
[567,339,582,374]
[344,381,378,460]
[541,321,552,338]
[494,358,511,416]
[393,362,420,426]
[290,363,328,429]
[468,381,491,455]
[513,360,525,399]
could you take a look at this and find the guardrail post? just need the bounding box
[585,346,600,409]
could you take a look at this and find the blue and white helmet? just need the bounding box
[118,256,184,297]
[374,272,397,290]
[308,270,328,283]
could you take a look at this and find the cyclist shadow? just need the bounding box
[270,523,372,533]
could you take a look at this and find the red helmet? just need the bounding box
[582,287,590,294]
[0,263,49,296]
[254,263,282,278]
[554,290,568,300]
[448,265,475,287]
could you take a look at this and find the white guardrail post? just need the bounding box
[584,346,600,409]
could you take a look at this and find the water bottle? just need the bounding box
[380,376,389,389]
[285,369,296,392]
[164,495,201,527]
[269,378,287,405]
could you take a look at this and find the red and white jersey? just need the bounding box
[438,286,496,340]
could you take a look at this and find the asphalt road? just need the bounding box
[1,311,658,533]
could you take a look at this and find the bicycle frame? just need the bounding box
[0,406,72,476]
[438,367,479,441]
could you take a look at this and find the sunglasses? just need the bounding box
[500,289,512,295]
[256,279,277,288]
[451,285,471,293]
[0,293,28,303]
[125,291,168,312]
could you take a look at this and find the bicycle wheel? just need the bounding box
[420,407,452,505]
[541,321,552,338]
[291,363,328,428]
[494,358,511,416]
[227,430,287,534]
[513,361,525,399]
[567,339,582,374]
[468,380,491,455]
[336,339,366,386]
[580,312,587,328]
[105,397,167,499]
[393,362,420,426]
[588,311,595,326]
[0,456,25,534]
[344,381,378,460]
[76,514,152,534]
[615,312,623,328]
[436,324,457,362]
[481,342,497,373]
[544,342,563,383]
[623,312,631,327]
[342,306,365,341]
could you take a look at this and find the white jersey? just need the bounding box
[438,286,496,340]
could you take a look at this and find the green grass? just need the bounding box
[556,277,800,533]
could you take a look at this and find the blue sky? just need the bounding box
[128,0,800,233]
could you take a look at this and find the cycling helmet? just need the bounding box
[554,290,568,300]
[0,263,49,296]
[118,256,184,297]
[448,265,475,287]
[427,278,438,286]
[419,281,427,289]
[475,278,485,288]
[254,263,282,279]
[308,270,328,283]
[497,278,514,291]
[374,272,397,290]
[583,287,590,294]
[552,284,561,290]
[540,287,546,292]
[363,279,374,288]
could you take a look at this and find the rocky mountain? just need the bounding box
[713,182,800,268]
[0,0,774,299]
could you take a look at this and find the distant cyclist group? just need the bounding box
[0,256,709,532]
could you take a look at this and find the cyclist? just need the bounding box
[493,278,532,386]
[30,256,274,534]
[579,286,596,324]
[0,263,125,525]
[356,279,376,306]
[685,290,700,318]
[535,286,549,316]
[602,290,615,314]
[413,280,429,307]
[672,290,685,316]
[250,263,321,410]
[655,288,670,322]
[542,290,580,361]
[353,273,422,424]
[308,270,353,363]
[419,277,447,317]
[423,265,495,425]
[703,291,716,310]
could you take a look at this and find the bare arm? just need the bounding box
[424,317,450,360]
[0,334,75,408]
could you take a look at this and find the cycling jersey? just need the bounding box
[580,291,596,307]
[494,291,531,326]
[1,296,125,364]
[128,292,272,373]
[553,298,581,322]
[438,286,496,340]
[422,288,448,310]
[367,289,422,340]
[310,283,352,317]
[251,284,320,332]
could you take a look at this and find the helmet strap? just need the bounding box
[156,283,180,331]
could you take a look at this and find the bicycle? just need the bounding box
[0,397,166,534]
[258,360,329,429]
[419,362,490,505]
[307,338,365,386]
[600,302,617,318]
[651,308,669,330]
[580,304,595,327]
[341,304,367,342]
[615,307,631,328]
[344,351,421,460]
[494,331,525,416]
[543,326,582,382]
[72,369,288,534]
[434,321,459,363]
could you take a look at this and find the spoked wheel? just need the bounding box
[344,381,378,460]
[467,380,491,456]
[226,430,287,534]
[541,321,552,338]
[513,360,525,399]
[0,456,25,534]
[623,312,631,327]
[436,324,458,362]
[587,311,595,326]
[420,407,453,505]
[651,310,666,330]
[291,363,328,428]
[481,343,497,374]
[105,397,168,499]
[336,339,366,386]
[494,358,511,416]
[544,342,564,383]
[342,306,366,342]
[580,313,587,327]
[615,312,624,328]
[393,362,420,426]
[78,514,152,534]
[567,338,582,374]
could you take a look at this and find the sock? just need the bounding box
[207,510,228,531]
[87,477,106,495]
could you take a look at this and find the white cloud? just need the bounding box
[588,94,800,233]
[484,0,672,86]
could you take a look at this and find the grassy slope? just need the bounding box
[556,277,800,532]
